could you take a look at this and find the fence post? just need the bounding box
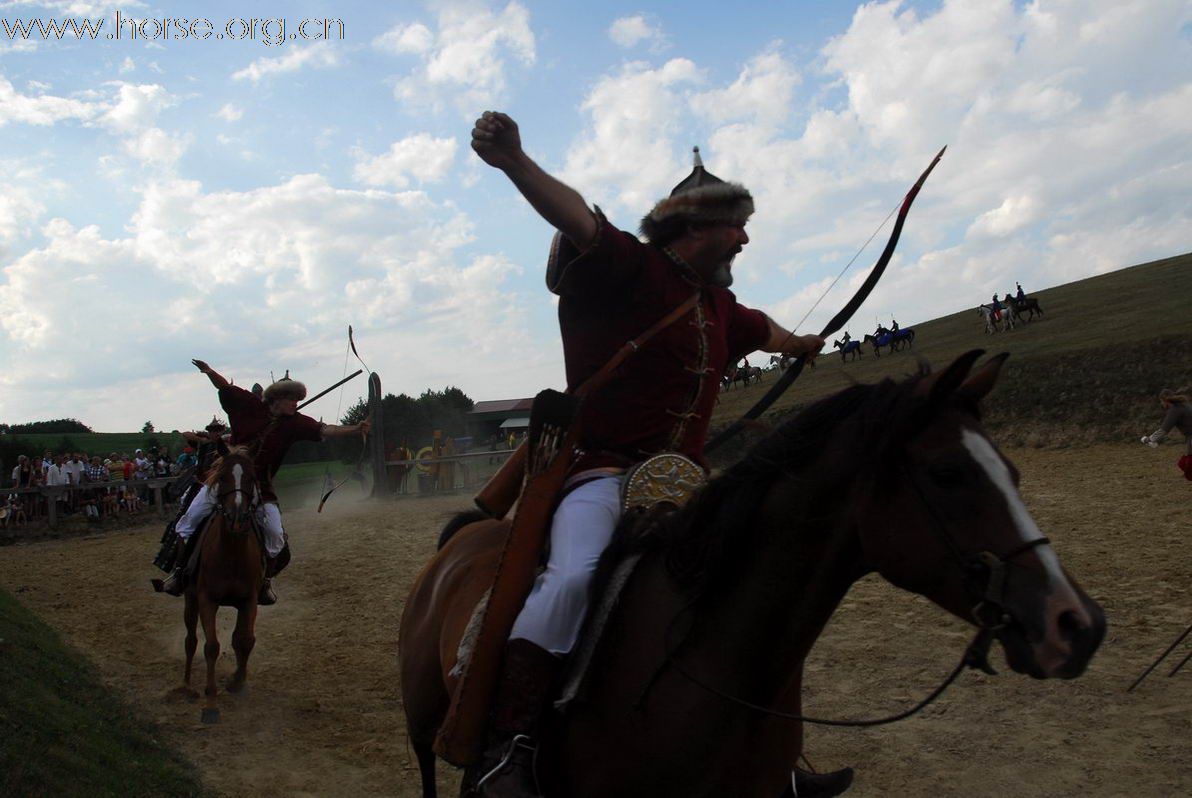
[153,482,164,515]
[369,372,385,498]
[46,488,58,529]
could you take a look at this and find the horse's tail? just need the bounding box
[438,509,490,550]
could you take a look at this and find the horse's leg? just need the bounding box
[199,597,221,723]
[182,591,199,699]
[227,601,257,693]
[411,736,438,798]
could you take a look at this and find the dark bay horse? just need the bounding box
[399,351,1105,797]
[176,444,265,723]
[833,337,862,361]
[863,331,895,357]
[892,327,916,350]
[1010,296,1044,322]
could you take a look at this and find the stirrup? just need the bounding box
[158,567,186,596]
[258,578,277,606]
[474,734,540,795]
[793,766,854,797]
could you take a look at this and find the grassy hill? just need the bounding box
[0,587,208,797]
[709,252,1191,462]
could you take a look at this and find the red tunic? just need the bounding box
[219,385,324,502]
[548,210,770,472]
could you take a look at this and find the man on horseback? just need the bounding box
[469,110,826,796]
[159,361,369,604]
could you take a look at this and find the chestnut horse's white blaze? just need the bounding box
[960,428,1093,675]
[232,463,244,508]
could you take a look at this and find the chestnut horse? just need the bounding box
[177,444,265,723]
[399,351,1105,797]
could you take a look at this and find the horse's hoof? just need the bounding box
[201,707,220,724]
[226,678,246,694]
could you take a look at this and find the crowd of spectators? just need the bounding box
[4,444,195,526]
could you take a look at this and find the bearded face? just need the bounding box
[699,222,747,288]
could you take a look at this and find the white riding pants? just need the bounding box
[174,483,285,558]
[509,474,624,656]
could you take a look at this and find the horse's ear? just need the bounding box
[216,439,230,457]
[956,352,1010,404]
[915,349,985,401]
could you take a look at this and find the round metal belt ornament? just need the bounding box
[620,453,707,513]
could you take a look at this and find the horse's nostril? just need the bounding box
[1058,609,1086,641]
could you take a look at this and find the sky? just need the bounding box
[0,0,1188,432]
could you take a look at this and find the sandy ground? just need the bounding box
[0,443,1189,797]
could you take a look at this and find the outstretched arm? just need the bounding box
[322,420,371,439]
[761,316,825,362]
[191,359,230,391]
[472,111,597,249]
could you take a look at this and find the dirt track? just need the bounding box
[0,443,1189,797]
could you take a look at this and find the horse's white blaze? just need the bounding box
[232,463,243,508]
[960,429,1093,673]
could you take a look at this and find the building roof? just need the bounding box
[470,398,534,415]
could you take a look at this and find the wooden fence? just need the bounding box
[4,477,184,529]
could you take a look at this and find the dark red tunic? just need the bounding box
[219,385,324,502]
[548,210,770,472]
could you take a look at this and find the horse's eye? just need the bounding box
[927,463,967,489]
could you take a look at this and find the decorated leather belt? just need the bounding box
[620,453,706,513]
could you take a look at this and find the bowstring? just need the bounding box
[773,198,902,355]
[322,335,353,499]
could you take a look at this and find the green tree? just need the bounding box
[7,419,93,434]
[141,421,155,433]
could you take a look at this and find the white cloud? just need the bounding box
[373,22,434,55]
[122,126,187,167]
[0,162,50,245]
[231,43,341,83]
[0,39,38,54]
[561,58,702,214]
[690,47,800,126]
[608,15,665,50]
[119,56,135,74]
[0,171,545,428]
[352,134,458,188]
[966,194,1041,238]
[0,75,99,126]
[390,2,536,114]
[99,82,171,133]
[216,103,243,122]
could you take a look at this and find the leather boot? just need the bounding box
[468,639,561,798]
[258,558,279,606]
[784,766,855,797]
[258,577,278,605]
[158,566,187,596]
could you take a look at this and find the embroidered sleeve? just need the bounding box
[545,207,645,297]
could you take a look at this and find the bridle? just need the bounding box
[216,481,260,533]
[660,441,1053,728]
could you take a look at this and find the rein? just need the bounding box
[655,458,1053,728]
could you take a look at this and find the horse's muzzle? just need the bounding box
[1000,593,1106,679]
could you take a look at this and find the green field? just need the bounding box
[708,252,1192,462]
[6,432,186,457]
[0,587,209,798]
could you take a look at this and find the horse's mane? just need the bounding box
[608,366,945,595]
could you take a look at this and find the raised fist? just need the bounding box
[471,111,523,171]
